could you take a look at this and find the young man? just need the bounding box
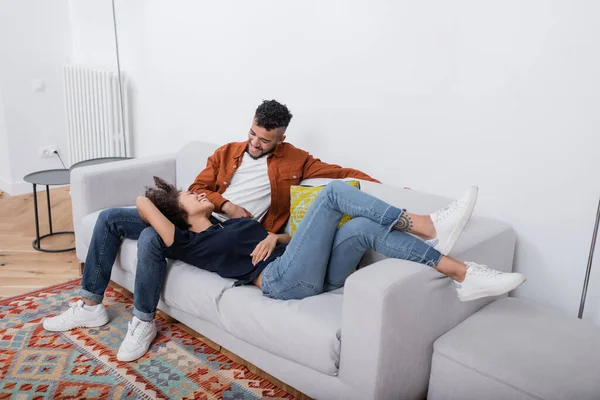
[43,100,380,362]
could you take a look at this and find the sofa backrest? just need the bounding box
[176,141,220,189]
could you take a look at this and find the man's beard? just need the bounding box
[245,143,275,160]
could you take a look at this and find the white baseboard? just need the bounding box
[0,177,69,196]
[0,177,35,196]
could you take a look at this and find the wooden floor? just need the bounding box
[0,187,80,298]
[0,187,310,399]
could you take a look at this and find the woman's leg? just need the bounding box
[325,217,466,290]
[262,180,432,300]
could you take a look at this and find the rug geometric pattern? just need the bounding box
[0,279,296,399]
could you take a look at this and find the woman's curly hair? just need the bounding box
[145,176,191,229]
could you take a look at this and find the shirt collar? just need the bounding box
[272,142,285,158]
[233,142,247,159]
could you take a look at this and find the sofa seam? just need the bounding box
[433,350,543,400]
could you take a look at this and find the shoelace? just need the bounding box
[127,319,149,343]
[469,264,502,278]
[64,300,85,319]
[435,201,459,222]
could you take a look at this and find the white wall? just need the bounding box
[0,84,11,187]
[78,0,600,318]
[0,0,73,194]
[70,0,118,70]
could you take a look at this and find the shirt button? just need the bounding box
[224,181,228,185]
[293,175,297,179]
[233,165,237,169]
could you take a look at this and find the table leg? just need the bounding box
[32,183,41,249]
[46,185,53,234]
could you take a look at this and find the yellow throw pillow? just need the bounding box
[289,180,361,236]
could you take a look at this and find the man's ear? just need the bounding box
[278,134,286,144]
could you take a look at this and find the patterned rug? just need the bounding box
[0,279,296,399]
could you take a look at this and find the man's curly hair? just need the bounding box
[145,176,191,230]
[254,100,293,130]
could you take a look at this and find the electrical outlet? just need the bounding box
[39,145,58,159]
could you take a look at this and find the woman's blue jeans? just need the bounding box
[261,180,443,300]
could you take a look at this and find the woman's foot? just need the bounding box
[43,300,109,331]
[454,262,526,302]
[429,186,478,255]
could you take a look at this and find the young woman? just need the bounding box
[138,177,525,302]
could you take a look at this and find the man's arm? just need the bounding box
[187,149,229,213]
[303,154,381,183]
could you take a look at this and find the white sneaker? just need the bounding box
[455,262,526,302]
[43,300,109,332]
[117,317,157,362]
[430,186,478,255]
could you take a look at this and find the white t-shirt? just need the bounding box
[212,152,271,223]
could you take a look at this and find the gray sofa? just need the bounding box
[70,141,517,400]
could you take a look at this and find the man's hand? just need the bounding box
[250,233,278,265]
[222,201,253,219]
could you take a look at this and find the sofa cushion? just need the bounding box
[161,260,235,328]
[217,285,344,376]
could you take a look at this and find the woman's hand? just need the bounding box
[250,233,278,265]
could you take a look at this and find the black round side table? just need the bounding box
[23,169,75,253]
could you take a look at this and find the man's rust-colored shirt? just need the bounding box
[188,141,380,233]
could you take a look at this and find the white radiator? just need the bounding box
[64,65,130,165]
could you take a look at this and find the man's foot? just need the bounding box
[455,262,526,302]
[429,186,478,255]
[117,317,157,362]
[43,300,109,331]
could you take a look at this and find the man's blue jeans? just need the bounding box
[261,180,443,300]
[79,208,175,322]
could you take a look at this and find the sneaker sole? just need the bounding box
[458,275,526,302]
[438,186,478,255]
[42,315,110,332]
[117,329,158,362]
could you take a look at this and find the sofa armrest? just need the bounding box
[71,154,176,261]
[337,221,515,400]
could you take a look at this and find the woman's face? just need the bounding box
[179,191,214,217]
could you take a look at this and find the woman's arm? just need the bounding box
[250,232,291,265]
[135,196,175,246]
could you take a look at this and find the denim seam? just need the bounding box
[150,254,166,316]
[332,194,398,227]
[272,280,319,300]
[90,216,144,294]
[333,231,439,267]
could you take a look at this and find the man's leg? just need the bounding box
[117,226,171,362]
[43,208,146,332]
[132,227,171,322]
[80,208,146,304]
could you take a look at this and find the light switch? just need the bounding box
[32,79,45,92]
